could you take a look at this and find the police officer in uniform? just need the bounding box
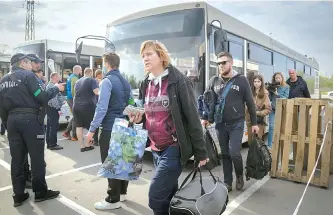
[0,53,64,207]
[22,54,46,189]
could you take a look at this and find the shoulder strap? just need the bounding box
[220,79,236,114]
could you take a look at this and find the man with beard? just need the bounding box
[201,52,259,192]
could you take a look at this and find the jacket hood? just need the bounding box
[287,75,304,85]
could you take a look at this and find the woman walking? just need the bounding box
[131,40,208,215]
[268,72,289,148]
[246,74,271,143]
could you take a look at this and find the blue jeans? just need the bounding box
[215,121,244,186]
[268,112,275,148]
[149,146,182,215]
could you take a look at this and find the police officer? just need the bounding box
[0,53,64,207]
[22,54,45,189]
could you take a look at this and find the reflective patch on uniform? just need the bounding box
[34,89,41,97]
[37,134,44,139]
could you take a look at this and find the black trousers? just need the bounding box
[46,107,60,147]
[7,113,48,196]
[99,128,128,203]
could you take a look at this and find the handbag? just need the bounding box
[169,167,229,215]
[97,118,148,181]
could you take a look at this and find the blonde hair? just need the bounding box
[272,72,286,86]
[140,40,170,69]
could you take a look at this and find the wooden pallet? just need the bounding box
[270,98,333,188]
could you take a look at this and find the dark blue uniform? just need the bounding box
[0,65,59,204]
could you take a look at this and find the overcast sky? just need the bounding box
[0,0,332,76]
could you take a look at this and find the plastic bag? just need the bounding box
[97,118,148,181]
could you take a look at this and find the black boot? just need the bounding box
[35,189,60,202]
[13,191,29,207]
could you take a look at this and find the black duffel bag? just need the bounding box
[169,167,229,215]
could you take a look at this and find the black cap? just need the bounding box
[10,53,35,65]
[27,54,44,63]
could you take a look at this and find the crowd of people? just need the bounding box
[0,39,311,214]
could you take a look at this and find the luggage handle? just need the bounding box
[178,166,217,195]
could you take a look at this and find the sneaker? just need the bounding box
[48,145,63,150]
[120,194,127,202]
[13,192,29,207]
[62,132,71,139]
[94,199,121,210]
[35,189,60,202]
[71,137,78,141]
[236,175,244,190]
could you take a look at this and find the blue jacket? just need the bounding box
[66,73,78,99]
[89,69,132,132]
[269,85,289,111]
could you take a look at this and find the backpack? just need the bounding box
[203,128,221,170]
[245,135,272,181]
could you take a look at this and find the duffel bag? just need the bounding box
[169,167,229,215]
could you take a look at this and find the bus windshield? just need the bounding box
[107,8,205,96]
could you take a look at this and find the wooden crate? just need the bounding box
[270,98,333,188]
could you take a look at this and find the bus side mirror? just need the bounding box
[75,41,83,63]
[213,29,228,56]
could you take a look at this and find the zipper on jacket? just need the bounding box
[233,106,237,113]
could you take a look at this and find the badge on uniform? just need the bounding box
[37,134,44,139]
[162,99,169,108]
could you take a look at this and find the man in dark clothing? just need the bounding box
[86,53,134,210]
[46,72,65,150]
[0,53,62,207]
[73,68,99,152]
[286,69,311,98]
[24,54,45,189]
[201,52,258,192]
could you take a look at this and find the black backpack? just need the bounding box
[203,128,221,170]
[245,135,272,181]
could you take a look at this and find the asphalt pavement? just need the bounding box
[0,127,332,215]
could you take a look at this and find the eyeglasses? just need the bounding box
[217,61,229,66]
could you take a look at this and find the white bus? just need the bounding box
[13,39,104,124]
[103,2,320,144]
[0,55,11,79]
[103,2,319,145]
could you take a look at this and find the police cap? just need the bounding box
[27,54,45,63]
[10,53,35,65]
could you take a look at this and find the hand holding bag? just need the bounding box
[169,167,229,215]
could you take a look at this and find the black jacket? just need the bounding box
[286,76,311,98]
[205,71,257,125]
[0,67,59,124]
[139,65,207,165]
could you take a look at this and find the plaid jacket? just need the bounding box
[46,82,66,109]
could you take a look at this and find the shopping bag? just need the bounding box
[97,118,148,181]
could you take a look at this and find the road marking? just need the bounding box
[57,194,97,215]
[0,158,10,170]
[224,175,270,215]
[46,163,101,179]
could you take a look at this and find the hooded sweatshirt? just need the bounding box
[144,70,177,151]
[206,70,257,125]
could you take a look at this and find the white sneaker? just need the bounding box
[120,194,127,202]
[94,200,121,210]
